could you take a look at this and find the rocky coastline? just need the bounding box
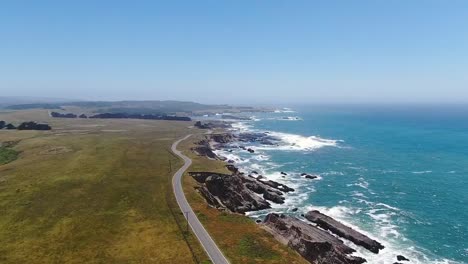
[189,121,410,264]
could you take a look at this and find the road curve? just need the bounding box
[171,135,230,264]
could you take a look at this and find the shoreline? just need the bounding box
[187,121,417,264]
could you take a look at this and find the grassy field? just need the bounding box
[0,110,209,263]
[179,134,308,264]
[0,147,18,165]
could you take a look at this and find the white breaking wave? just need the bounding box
[307,204,463,264]
[412,170,433,174]
[260,131,340,151]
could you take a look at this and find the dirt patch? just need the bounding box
[39,146,73,155]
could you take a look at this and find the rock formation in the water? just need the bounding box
[396,255,409,261]
[262,213,366,264]
[305,210,384,254]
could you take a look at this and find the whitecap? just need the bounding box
[412,170,433,174]
[256,131,340,151]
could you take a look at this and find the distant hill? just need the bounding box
[4,100,260,115]
[0,96,78,108]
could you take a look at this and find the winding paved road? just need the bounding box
[171,135,230,264]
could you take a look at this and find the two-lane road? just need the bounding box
[171,135,230,264]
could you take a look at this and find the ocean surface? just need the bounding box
[211,104,468,264]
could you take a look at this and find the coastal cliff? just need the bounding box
[185,126,414,264]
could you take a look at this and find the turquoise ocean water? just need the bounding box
[212,104,468,264]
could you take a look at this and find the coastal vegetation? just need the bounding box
[0,147,18,165]
[0,109,209,263]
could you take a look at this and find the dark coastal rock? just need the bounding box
[292,208,299,212]
[305,210,384,254]
[237,132,278,145]
[263,213,366,264]
[191,140,219,159]
[192,146,218,159]
[263,191,285,204]
[258,179,295,192]
[241,175,285,204]
[397,255,409,261]
[210,133,235,144]
[190,169,292,210]
[226,165,238,173]
[190,172,271,213]
[251,170,258,174]
[204,174,271,213]
[256,219,262,223]
[281,171,287,176]
[189,172,228,183]
[247,148,255,153]
[305,175,318,179]
[17,122,51,130]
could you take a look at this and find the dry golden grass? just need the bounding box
[0,109,209,264]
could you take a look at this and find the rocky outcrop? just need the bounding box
[210,133,235,144]
[262,213,366,264]
[191,140,218,159]
[305,210,384,254]
[305,175,318,179]
[190,170,295,212]
[192,146,218,159]
[258,179,295,192]
[17,122,51,130]
[396,255,409,261]
[192,172,271,213]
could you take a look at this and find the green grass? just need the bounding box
[0,109,209,264]
[0,147,18,165]
[238,234,280,260]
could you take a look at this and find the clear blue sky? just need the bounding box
[1,0,467,104]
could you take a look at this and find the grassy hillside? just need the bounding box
[0,110,209,263]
